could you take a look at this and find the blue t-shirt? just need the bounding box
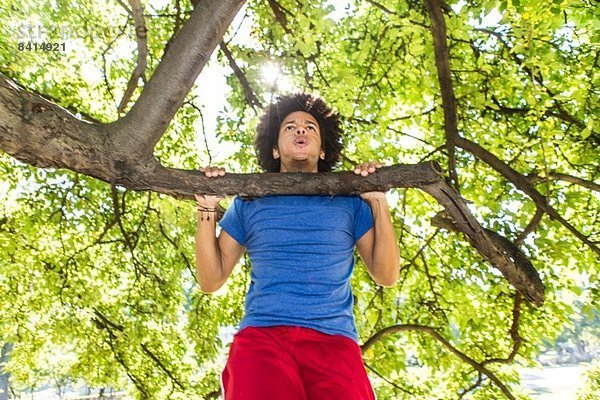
[219,195,374,342]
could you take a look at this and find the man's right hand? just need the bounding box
[196,166,227,207]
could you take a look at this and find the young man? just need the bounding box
[195,93,400,400]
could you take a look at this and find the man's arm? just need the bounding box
[354,162,400,287]
[195,213,245,293]
[195,167,245,293]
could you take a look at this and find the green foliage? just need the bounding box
[1,0,598,398]
[577,359,600,400]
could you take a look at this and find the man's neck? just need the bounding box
[280,161,318,173]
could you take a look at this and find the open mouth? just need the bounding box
[294,137,307,146]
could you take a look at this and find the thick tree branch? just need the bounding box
[361,324,516,399]
[108,0,246,159]
[0,74,110,171]
[429,200,544,305]
[424,0,459,189]
[426,19,599,254]
[0,72,545,302]
[143,161,446,197]
[164,162,543,303]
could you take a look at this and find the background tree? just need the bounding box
[0,0,598,399]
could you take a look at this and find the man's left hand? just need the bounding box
[353,161,387,200]
[353,161,384,177]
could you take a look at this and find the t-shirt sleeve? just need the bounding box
[354,197,374,242]
[218,196,247,246]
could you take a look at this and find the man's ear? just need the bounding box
[320,150,325,160]
[273,147,280,159]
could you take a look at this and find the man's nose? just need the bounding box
[296,126,306,134]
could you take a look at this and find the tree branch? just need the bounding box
[475,28,595,135]
[219,42,263,110]
[364,362,414,395]
[0,72,544,303]
[424,0,459,190]
[365,0,395,14]
[429,197,544,305]
[140,343,185,390]
[108,0,246,159]
[361,324,516,399]
[458,372,483,399]
[456,136,600,257]
[0,73,110,171]
[527,171,600,192]
[267,0,293,35]
[117,0,149,114]
[92,310,150,398]
[515,207,544,247]
[482,293,523,366]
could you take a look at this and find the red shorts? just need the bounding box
[221,326,376,400]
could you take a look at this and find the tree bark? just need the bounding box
[0,343,12,400]
[108,0,246,160]
[424,0,459,188]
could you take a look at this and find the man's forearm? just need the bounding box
[366,197,400,286]
[195,215,225,293]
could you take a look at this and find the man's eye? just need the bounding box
[307,126,316,131]
[286,125,295,130]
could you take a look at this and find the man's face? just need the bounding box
[273,111,324,172]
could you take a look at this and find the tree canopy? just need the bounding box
[0,0,598,399]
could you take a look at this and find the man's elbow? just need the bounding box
[199,280,224,294]
[196,266,226,293]
[375,273,398,287]
[195,255,228,293]
[372,264,399,287]
[370,249,400,287]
